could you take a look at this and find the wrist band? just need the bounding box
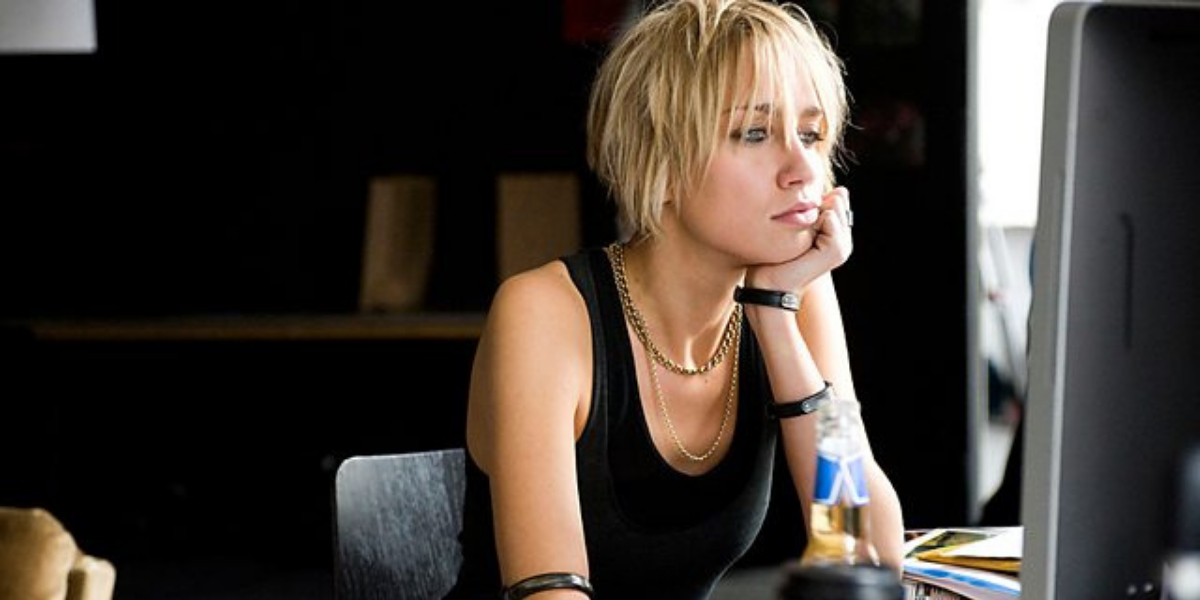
[502,572,595,599]
[734,286,800,312]
[768,381,833,419]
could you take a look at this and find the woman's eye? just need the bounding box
[732,127,769,144]
[798,130,824,148]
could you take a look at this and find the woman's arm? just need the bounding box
[744,187,905,569]
[465,263,595,598]
[746,274,905,569]
[794,274,905,567]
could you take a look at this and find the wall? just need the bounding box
[0,0,612,317]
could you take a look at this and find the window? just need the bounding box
[969,0,1079,515]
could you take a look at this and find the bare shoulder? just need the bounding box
[467,260,593,471]
[481,260,591,380]
[494,260,578,308]
[486,260,587,338]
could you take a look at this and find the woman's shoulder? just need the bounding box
[485,257,588,338]
[468,257,596,473]
[494,258,576,306]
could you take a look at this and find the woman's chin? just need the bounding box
[766,233,816,263]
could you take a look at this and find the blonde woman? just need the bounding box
[447,0,904,597]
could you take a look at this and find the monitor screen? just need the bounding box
[1021,3,1200,600]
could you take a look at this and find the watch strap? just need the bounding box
[734,286,800,311]
[768,381,834,419]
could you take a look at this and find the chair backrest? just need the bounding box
[333,449,467,600]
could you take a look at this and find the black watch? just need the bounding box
[734,286,800,312]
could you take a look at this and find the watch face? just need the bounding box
[781,293,800,311]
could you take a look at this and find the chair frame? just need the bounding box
[332,448,466,600]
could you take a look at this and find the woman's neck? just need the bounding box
[620,237,744,368]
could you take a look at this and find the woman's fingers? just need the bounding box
[821,186,852,233]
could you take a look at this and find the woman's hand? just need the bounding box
[747,186,853,293]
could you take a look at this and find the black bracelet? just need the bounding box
[502,572,595,600]
[768,381,833,419]
[734,286,800,311]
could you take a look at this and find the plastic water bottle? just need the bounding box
[800,395,880,567]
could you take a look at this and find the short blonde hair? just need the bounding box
[586,0,847,240]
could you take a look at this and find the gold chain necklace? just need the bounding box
[646,326,740,462]
[605,242,742,376]
[604,242,742,462]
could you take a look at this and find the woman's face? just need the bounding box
[675,67,828,265]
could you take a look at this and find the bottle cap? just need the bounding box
[777,563,904,600]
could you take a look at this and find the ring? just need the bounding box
[846,209,854,228]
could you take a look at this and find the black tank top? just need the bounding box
[446,247,778,600]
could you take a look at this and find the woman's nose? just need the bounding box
[777,133,819,189]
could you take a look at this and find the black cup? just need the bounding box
[777,563,904,600]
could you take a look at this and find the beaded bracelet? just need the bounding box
[502,572,595,600]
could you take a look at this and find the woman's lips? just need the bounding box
[772,205,820,227]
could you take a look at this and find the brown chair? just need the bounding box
[0,506,116,600]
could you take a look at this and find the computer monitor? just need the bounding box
[1021,3,1200,600]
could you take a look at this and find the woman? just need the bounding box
[447,0,905,597]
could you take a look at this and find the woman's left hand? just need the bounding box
[746,186,853,293]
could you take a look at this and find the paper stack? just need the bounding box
[901,527,1022,600]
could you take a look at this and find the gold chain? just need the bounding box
[605,242,742,376]
[604,241,742,462]
[647,328,740,462]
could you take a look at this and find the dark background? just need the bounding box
[0,1,967,598]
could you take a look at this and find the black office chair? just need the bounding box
[332,448,467,600]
